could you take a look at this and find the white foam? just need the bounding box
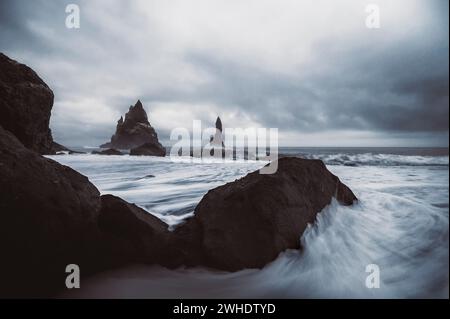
[49,154,449,298]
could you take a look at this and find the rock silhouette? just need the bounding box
[0,125,173,297]
[100,100,165,154]
[0,53,67,154]
[209,116,225,157]
[174,157,357,271]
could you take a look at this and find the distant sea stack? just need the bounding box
[100,100,166,156]
[209,116,225,157]
[0,53,67,154]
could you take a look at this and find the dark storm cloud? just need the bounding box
[178,34,449,134]
[0,0,448,146]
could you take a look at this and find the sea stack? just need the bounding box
[209,116,225,157]
[100,100,166,155]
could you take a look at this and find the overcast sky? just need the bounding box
[0,0,448,147]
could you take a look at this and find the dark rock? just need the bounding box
[98,195,178,267]
[174,157,357,271]
[52,141,69,152]
[100,100,165,152]
[0,55,175,297]
[92,148,123,155]
[209,116,225,157]
[0,53,64,155]
[130,142,166,157]
[0,125,102,296]
[52,142,83,154]
[68,150,86,154]
[0,126,176,297]
[215,116,223,133]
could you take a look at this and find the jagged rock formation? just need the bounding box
[174,157,357,271]
[100,100,165,155]
[0,53,67,154]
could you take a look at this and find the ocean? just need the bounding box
[48,147,449,298]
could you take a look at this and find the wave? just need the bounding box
[60,194,449,299]
[51,151,449,298]
[286,153,449,167]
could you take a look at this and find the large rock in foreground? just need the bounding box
[175,157,357,271]
[100,100,165,154]
[0,53,58,154]
[0,126,101,296]
[98,195,177,267]
[0,126,172,297]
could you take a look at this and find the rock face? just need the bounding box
[0,126,173,297]
[100,100,165,154]
[98,195,177,267]
[92,148,124,155]
[175,157,357,271]
[130,142,166,156]
[0,53,59,154]
[0,126,101,296]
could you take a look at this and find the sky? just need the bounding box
[0,0,448,147]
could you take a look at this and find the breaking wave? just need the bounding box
[290,153,449,167]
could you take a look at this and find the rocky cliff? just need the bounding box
[0,53,65,154]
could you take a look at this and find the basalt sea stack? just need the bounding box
[100,100,166,155]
